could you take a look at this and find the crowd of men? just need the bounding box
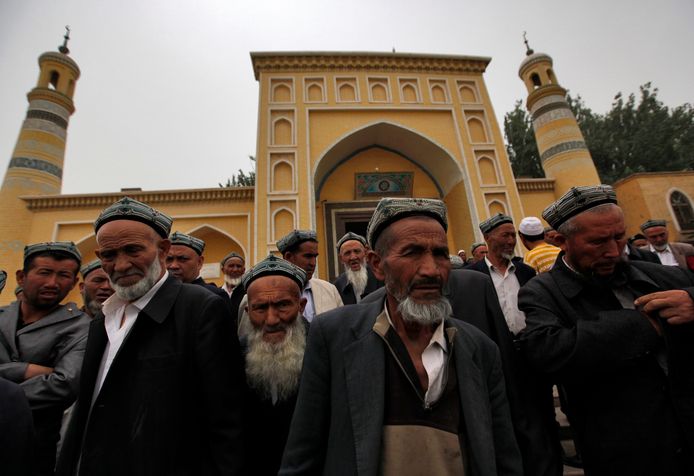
[1,186,693,476]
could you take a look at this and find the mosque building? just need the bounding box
[1,35,693,305]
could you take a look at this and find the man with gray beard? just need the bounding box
[333,232,383,304]
[56,197,246,476]
[241,254,308,476]
[280,198,521,476]
[78,259,114,318]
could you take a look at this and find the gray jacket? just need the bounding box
[0,300,89,410]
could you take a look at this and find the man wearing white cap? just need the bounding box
[518,217,561,274]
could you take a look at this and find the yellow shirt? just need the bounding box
[524,243,561,274]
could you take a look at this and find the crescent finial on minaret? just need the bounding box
[523,31,534,56]
[59,25,71,54]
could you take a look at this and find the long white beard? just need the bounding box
[110,259,162,301]
[245,316,306,403]
[224,275,241,287]
[344,264,368,298]
[397,295,452,326]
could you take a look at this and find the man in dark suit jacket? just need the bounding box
[333,232,384,304]
[467,213,562,475]
[0,377,35,476]
[520,186,694,474]
[280,198,521,476]
[56,197,246,476]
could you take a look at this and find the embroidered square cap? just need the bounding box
[640,219,667,231]
[241,254,307,291]
[470,241,486,253]
[80,259,102,279]
[366,197,448,248]
[336,232,367,252]
[170,231,205,255]
[0,270,6,293]
[479,213,513,234]
[94,197,173,238]
[24,241,82,264]
[542,185,618,229]
[221,251,245,266]
[277,230,318,254]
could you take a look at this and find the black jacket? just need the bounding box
[56,276,246,476]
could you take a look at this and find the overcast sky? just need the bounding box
[1,0,692,195]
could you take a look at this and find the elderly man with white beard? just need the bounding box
[241,254,309,476]
[280,197,521,476]
[333,232,384,304]
[56,197,246,476]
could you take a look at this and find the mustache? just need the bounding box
[407,277,443,292]
[264,323,288,333]
[109,270,145,284]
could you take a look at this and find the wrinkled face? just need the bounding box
[485,223,517,260]
[246,275,306,345]
[472,245,488,261]
[17,256,79,310]
[222,257,245,279]
[558,206,627,278]
[643,226,669,250]
[457,250,467,261]
[285,241,319,280]
[96,220,169,290]
[166,244,203,283]
[80,268,114,307]
[371,216,450,304]
[339,240,366,271]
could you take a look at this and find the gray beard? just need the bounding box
[653,243,668,252]
[84,296,103,316]
[344,264,368,298]
[224,276,241,287]
[245,316,306,403]
[397,295,452,326]
[110,259,162,301]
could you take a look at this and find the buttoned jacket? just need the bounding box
[279,295,522,476]
[0,300,89,409]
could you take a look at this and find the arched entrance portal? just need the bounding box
[314,122,472,281]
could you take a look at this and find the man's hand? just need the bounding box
[635,290,694,325]
[24,364,54,380]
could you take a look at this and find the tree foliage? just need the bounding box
[504,84,694,184]
[219,156,256,187]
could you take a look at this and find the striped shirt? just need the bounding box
[524,242,561,273]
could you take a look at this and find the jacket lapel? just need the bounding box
[15,302,82,336]
[343,301,386,475]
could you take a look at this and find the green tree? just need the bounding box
[219,156,256,187]
[503,101,543,178]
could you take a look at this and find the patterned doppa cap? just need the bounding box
[80,259,102,279]
[479,213,513,234]
[24,241,82,264]
[640,219,667,231]
[221,251,245,266]
[336,232,367,252]
[94,197,173,238]
[277,230,318,254]
[542,185,618,229]
[366,197,448,248]
[170,231,205,255]
[0,270,6,293]
[241,254,307,291]
[470,241,486,253]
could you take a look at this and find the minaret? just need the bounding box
[0,29,80,290]
[2,27,80,195]
[518,34,600,195]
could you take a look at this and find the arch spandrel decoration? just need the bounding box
[313,121,464,201]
